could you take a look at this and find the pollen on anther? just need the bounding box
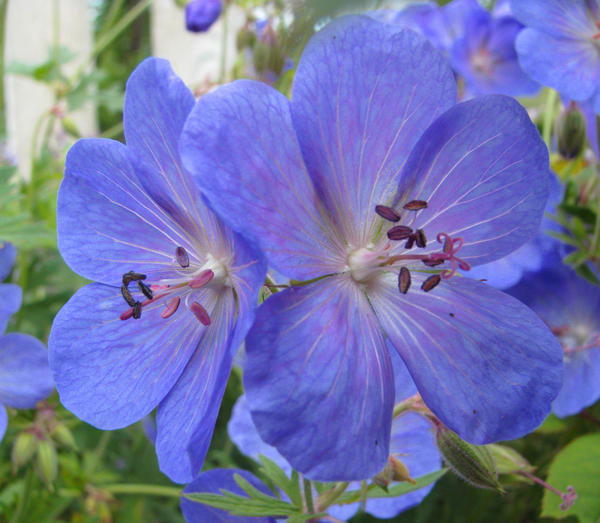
[375,205,401,222]
[398,267,411,294]
[387,225,413,241]
[161,297,181,319]
[189,269,214,289]
[421,274,441,292]
[175,246,190,268]
[191,302,211,326]
[403,200,428,211]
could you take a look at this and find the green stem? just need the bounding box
[218,0,228,83]
[542,89,558,150]
[102,483,182,498]
[303,477,315,514]
[10,466,34,523]
[71,0,152,83]
[0,0,9,139]
[86,431,111,476]
[316,481,349,511]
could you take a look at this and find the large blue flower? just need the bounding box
[0,242,53,441]
[371,0,538,97]
[180,16,563,480]
[512,0,600,113]
[48,58,265,483]
[506,262,600,418]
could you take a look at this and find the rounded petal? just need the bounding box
[48,283,202,429]
[515,29,600,102]
[244,277,394,480]
[0,333,53,408]
[0,242,16,281]
[180,80,344,280]
[291,16,456,246]
[553,348,600,418]
[0,284,21,335]
[181,469,276,523]
[58,138,199,285]
[395,95,550,267]
[369,274,563,444]
[155,293,236,483]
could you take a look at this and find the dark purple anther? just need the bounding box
[403,200,428,211]
[405,236,415,249]
[415,229,426,248]
[422,259,444,267]
[375,205,401,222]
[387,225,413,241]
[421,274,441,292]
[398,267,411,294]
[132,301,142,319]
[175,246,190,268]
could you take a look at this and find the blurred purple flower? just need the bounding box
[48,58,265,483]
[506,262,600,418]
[0,243,53,442]
[180,16,562,480]
[511,0,600,113]
[227,355,442,519]
[185,0,222,33]
[371,0,539,97]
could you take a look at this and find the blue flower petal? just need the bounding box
[244,277,394,480]
[553,348,600,418]
[395,95,550,267]
[0,333,53,408]
[0,242,16,281]
[369,274,563,444]
[0,284,22,335]
[49,283,201,429]
[180,79,345,280]
[181,468,275,523]
[0,405,6,442]
[291,16,456,247]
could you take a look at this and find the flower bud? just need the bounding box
[488,444,534,475]
[185,0,222,33]
[36,440,57,485]
[12,431,38,472]
[52,424,77,449]
[389,456,417,485]
[556,104,587,159]
[435,425,503,491]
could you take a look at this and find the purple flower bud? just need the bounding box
[185,0,222,33]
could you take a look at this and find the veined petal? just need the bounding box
[48,283,202,429]
[123,58,224,252]
[0,242,16,281]
[394,95,549,267]
[244,277,394,481]
[369,274,563,444]
[181,469,276,523]
[515,29,600,102]
[58,139,200,285]
[0,333,53,408]
[0,284,21,335]
[155,290,236,483]
[291,16,456,246]
[180,80,344,280]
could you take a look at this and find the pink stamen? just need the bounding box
[189,269,214,289]
[151,284,170,292]
[161,297,181,319]
[191,302,211,325]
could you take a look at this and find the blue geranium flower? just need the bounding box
[185,0,222,33]
[370,0,538,97]
[511,0,600,113]
[180,16,562,480]
[0,242,53,442]
[506,262,600,418]
[227,354,441,519]
[48,58,265,483]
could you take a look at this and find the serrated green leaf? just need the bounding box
[184,490,297,517]
[336,469,447,505]
[560,203,597,225]
[258,455,302,507]
[575,264,600,285]
[541,433,600,522]
[546,231,581,248]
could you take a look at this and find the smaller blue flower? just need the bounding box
[506,261,600,418]
[185,0,222,33]
[0,242,54,442]
[511,0,600,113]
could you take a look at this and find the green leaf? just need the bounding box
[541,433,600,522]
[575,264,600,286]
[535,413,569,434]
[258,455,302,507]
[336,469,447,505]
